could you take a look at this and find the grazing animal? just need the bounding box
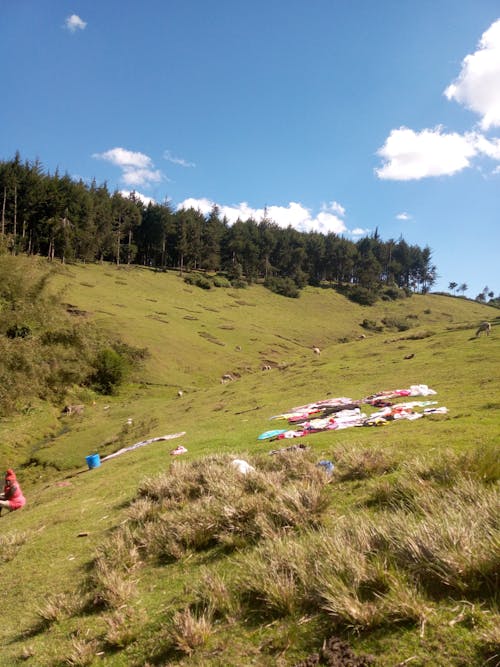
[312,347,321,355]
[63,404,84,416]
[221,374,234,384]
[177,390,183,398]
[261,364,272,371]
[475,321,491,337]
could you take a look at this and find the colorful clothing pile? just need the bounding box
[259,385,446,441]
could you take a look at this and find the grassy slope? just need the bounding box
[0,261,498,666]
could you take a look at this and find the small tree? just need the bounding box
[459,283,468,296]
[90,348,127,395]
[448,281,458,294]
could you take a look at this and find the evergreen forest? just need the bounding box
[0,154,437,297]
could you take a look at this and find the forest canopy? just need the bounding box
[0,154,437,296]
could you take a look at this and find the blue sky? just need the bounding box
[1,1,499,297]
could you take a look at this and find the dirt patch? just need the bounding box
[294,636,375,667]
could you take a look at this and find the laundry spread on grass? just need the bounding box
[101,432,186,461]
[259,385,447,441]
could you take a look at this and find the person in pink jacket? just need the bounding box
[0,469,26,515]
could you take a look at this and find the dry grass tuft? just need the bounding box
[0,529,30,562]
[64,635,100,666]
[125,453,330,563]
[90,561,138,609]
[191,569,241,621]
[169,608,214,655]
[103,605,144,648]
[334,446,399,481]
[35,592,75,626]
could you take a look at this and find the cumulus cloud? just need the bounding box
[377,20,500,181]
[163,150,195,168]
[93,147,163,188]
[376,126,477,180]
[444,19,500,130]
[176,198,350,234]
[351,228,370,236]
[470,132,500,160]
[120,190,156,206]
[376,126,500,180]
[65,14,87,32]
[396,212,412,220]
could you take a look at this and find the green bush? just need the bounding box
[6,324,32,339]
[381,317,411,332]
[183,274,212,290]
[89,348,128,395]
[264,277,300,298]
[345,286,378,305]
[212,275,231,288]
[230,279,247,289]
[361,319,383,332]
[383,286,408,301]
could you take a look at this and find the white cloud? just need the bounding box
[444,19,500,130]
[120,190,156,206]
[375,126,477,180]
[176,198,349,234]
[163,150,195,168]
[324,200,346,217]
[65,15,87,32]
[376,126,500,180]
[351,228,370,236]
[377,21,500,182]
[396,212,412,220]
[93,147,163,188]
[470,132,500,160]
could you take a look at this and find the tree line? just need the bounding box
[0,154,437,295]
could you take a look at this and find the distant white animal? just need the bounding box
[312,346,321,355]
[177,390,183,398]
[63,404,84,416]
[221,374,234,384]
[475,321,491,337]
[262,364,272,371]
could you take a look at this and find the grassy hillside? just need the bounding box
[0,260,498,666]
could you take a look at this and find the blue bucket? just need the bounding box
[86,454,101,470]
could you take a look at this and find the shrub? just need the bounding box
[264,276,300,298]
[183,273,212,290]
[212,275,231,288]
[381,317,411,332]
[383,286,408,301]
[6,323,31,339]
[345,286,378,306]
[230,278,247,288]
[361,319,383,332]
[89,348,127,395]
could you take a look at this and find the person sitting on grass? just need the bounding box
[0,469,26,515]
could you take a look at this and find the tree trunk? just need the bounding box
[12,184,17,254]
[1,186,6,236]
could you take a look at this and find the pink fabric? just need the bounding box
[8,493,26,510]
[3,473,26,510]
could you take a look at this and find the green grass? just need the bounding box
[0,259,498,666]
